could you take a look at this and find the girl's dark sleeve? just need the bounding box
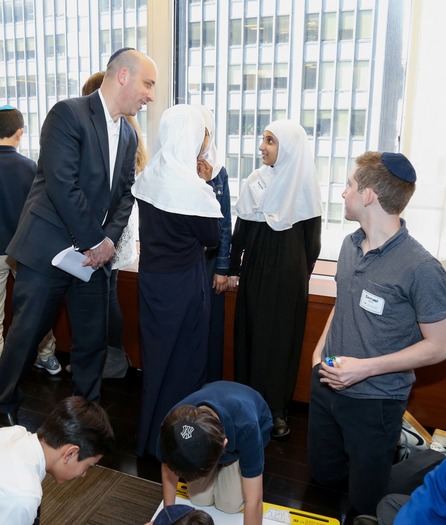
[215,167,232,275]
[303,216,322,275]
[228,217,249,276]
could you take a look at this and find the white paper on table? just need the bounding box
[151,495,340,525]
[51,246,96,282]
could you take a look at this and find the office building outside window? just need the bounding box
[0,0,148,163]
[175,0,412,260]
[1,1,444,264]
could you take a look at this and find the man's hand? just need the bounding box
[318,356,370,390]
[319,318,446,390]
[83,238,115,269]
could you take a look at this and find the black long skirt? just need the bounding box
[136,258,209,457]
[233,219,318,413]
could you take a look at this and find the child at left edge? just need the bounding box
[0,396,114,525]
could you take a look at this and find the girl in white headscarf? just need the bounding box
[228,120,322,439]
[132,104,222,458]
[194,105,232,382]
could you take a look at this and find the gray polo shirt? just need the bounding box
[323,220,446,400]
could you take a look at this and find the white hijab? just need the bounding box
[193,105,222,180]
[132,104,222,218]
[235,120,322,231]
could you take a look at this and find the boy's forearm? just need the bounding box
[243,500,263,525]
[161,463,179,505]
[312,307,334,366]
[241,475,264,525]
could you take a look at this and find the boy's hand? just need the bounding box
[197,158,213,181]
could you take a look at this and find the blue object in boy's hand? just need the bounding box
[325,357,334,367]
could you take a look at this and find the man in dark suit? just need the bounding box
[0,49,158,426]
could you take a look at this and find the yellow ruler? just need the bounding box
[176,482,340,524]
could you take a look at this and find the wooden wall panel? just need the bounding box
[5,270,446,429]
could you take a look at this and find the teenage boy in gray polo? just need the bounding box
[308,152,446,516]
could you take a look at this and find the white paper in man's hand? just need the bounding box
[51,246,96,282]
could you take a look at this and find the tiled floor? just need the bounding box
[19,352,354,524]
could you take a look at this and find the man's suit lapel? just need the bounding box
[89,92,110,186]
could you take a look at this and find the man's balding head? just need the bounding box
[101,49,158,120]
[104,49,156,79]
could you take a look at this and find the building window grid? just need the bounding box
[60,0,72,99]
[240,1,261,187]
[0,0,148,161]
[187,1,200,97]
[2,2,412,259]
[67,3,82,98]
[4,1,12,24]
[185,0,220,99]
[45,5,67,105]
[202,9,216,93]
[183,2,378,207]
[98,0,141,68]
[233,10,246,186]
[305,5,377,229]
[1,0,35,157]
[240,1,278,186]
[229,9,250,187]
[28,0,41,157]
[280,6,293,126]
[318,9,338,216]
[331,8,355,229]
[177,1,189,103]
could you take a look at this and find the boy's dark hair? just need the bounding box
[176,510,214,525]
[0,107,24,139]
[160,405,226,481]
[354,151,416,214]
[154,506,214,525]
[37,396,115,460]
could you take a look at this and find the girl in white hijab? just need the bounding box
[228,120,322,439]
[235,119,321,229]
[132,104,221,218]
[132,104,222,458]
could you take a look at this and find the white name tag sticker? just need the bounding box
[249,179,266,200]
[359,289,385,315]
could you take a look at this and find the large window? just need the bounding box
[0,0,148,167]
[1,1,444,266]
[175,0,446,264]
